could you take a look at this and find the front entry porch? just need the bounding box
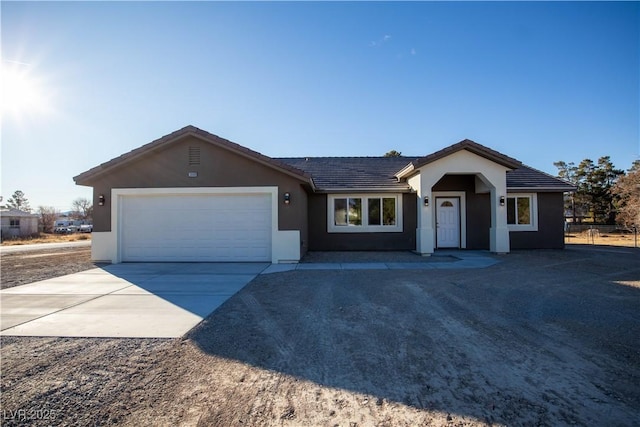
[405,149,514,256]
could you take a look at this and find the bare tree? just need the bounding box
[37,206,60,233]
[612,161,640,228]
[71,197,93,221]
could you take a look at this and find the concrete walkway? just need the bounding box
[1,263,268,338]
[262,251,500,274]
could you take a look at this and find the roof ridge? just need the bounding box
[275,156,417,160]
[411,139,522,170]
[75,125,312,183]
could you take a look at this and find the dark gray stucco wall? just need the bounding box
[432,176,566,250]
[465,193,491,249]
[510,192,566,249]
[307,193,417,251]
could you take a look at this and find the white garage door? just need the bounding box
[120,193,272,262]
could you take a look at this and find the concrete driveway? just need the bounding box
[0,263,268,338]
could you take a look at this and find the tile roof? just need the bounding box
[280,157,575,193]
[507,165,576,192]
[74,126,573,193]
[278,157,413,191]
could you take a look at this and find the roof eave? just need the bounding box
[74,128,191,184]
[394,163,416,179]
[74,126,312,186]
[413,140,523,170]
[507,186,577,192]
[314,187,412,194]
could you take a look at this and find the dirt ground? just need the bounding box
[1,233,91,246]
[565,231,638,247]
[1,247,639,426]
[0,246,97,289]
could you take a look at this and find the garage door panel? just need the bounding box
[121,193,272,262]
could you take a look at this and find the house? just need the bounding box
[0,208,39,239]
[73,126,575,263]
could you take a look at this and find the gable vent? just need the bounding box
[188,146,201,165]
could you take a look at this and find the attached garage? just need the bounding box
[74,127,312,264]
[120,192,272,262]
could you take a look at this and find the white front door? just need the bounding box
[436,197,460,248]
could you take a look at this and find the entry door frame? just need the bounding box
[433,191,466,249]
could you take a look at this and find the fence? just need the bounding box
[564,224,631,234]
[565,223,638,248]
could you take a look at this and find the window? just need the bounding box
[368,198,380,225]
[334,198,362,226]
[9,219,20,228]
[366,197,396,226]
[329,194,402,233]
[506,194,538,231]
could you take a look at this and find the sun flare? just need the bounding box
[1,62,51,119]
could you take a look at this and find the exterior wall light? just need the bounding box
[424,196,429,207]
[284,192,291,205]
[499,196,505,206]
[98,194,106,206]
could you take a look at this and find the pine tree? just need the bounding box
[6,190,32,213]
[556,157,624,224]
[384,150,402,157]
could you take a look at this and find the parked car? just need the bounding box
[79,224,93,233]
[54,226,73,234]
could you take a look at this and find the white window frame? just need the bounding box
[9,219,20,229]
[327,194,403,233]
[506,193,538,232]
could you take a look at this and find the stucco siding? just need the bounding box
[466,193,491,249]
[308,193,417,251]
[510,192,565,249]
[85,136,309,254]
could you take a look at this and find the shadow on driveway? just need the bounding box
[1,263,267,338]
[100,262,268,318]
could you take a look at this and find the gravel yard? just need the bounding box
[1,247,639,426]
[0,246,97,289]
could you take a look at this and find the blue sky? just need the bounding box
[1,1,638,211]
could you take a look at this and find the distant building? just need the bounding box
[54,213,91,227]
[0,208,39,239]
[54,218,85,227]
